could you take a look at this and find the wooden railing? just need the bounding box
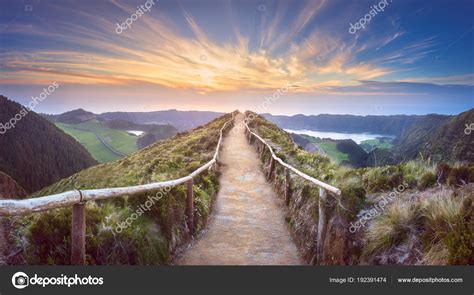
[243,116,341,264]
[0,114,235,264]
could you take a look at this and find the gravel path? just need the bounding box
[177,114,302,265]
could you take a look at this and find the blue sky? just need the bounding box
[0,0,472,115]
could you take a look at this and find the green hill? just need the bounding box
[56,120,139,163]
[396,109,474,162]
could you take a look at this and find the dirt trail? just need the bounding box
[177,114,302,265]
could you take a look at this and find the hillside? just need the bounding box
[0,96,97,193]
[9,112,235,265]
[396,109,474,162]
[0,171,26,199]
[56,120,138,162]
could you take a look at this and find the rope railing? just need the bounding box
[243,115,341,264]
[0,113,235,264]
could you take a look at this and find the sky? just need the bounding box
[0,0,473,115]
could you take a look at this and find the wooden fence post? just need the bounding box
[186,179,194,235]
[71,202,86,265]
[260,144,266,159]
[316,187,327,264]
[284,168,291,206]
[267,157,275,181]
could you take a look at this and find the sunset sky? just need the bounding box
[0,0,473,115]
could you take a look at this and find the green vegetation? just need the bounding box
[11,112,235,265]
[396,109,474,162]
[56,120,139,163]
[360,137,394,152]
[299,135,348,164]
[56,123,122,162]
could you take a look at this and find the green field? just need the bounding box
[56,120,138,163]
[299,134,349,164]
[359,137,394,152]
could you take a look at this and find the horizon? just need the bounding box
[1,0,473,115]
[12,101,471,118]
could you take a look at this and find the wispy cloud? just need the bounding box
[0,0,472,101]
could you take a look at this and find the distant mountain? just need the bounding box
[0,96,98,193]
[263,113,424,136]
[99,109,224,131]
[396,109,474,162]
[55,108,97,124]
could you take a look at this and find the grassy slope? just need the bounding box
[299,134,348,164]
[360,138,394,152]
[11,113,235,265]
[56,123,121,162]
[56,120,138,163]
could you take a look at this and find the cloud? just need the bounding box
[0,0,471,99]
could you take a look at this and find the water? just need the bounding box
[126,130,145,136]
[285,129,394,144]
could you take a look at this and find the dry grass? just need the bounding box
[421,190,471,265]
[364,200,421,255]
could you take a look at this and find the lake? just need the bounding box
[126,130,145,136]
[284,129,395,144]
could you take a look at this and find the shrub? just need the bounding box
[418,172,437,190]
[447,166,470,186]
[21,202,169,265]
[436,163,451,184]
